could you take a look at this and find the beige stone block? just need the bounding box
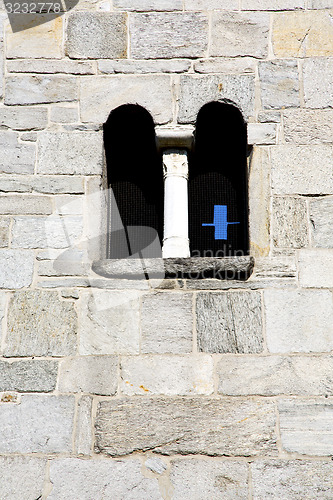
[298,249,333,288]
[272,196,308,248]
[283,109,333,144]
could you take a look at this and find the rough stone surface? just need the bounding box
[218,355,333,396]
[211,12,269,58]
[0,395,75,453]
[279,399,333,455]
[0,218,9,247]
[178,74,255,123]
[95,397,277,456]
[259,60,300,109]
[0,106,48,130]
[145,456,167,474]
[130,13,208,59]
[115,0,182,10]
[299,249,333,288]
[79,290,142,355]
[0,456,47,500]
[271,145,333,194]
[0,175,85,195]
[0,250,34,289]
[141,292,193,354]
[5,75,78,105]
[272,197,308,248]
[171,459,248,499]
[48,458,162,499]
[197,292,263,353]
[186,0,238,8]
[7,59,94,74]
[37,132,103,175]
[264,289,333,353]
[303,58,333,108]
[80,75,173,124]
[120,355,214,395]
[283,109,333,144]
[58,356,118,395]
[258,111,281,122]
[5,291,77,357]
[0,131,36,174]
[253,256,297,279]
[252,460,333,499]
[0,360,58,392]
[50,105,79,123]
[194,57,256,74]
[75,396,92,455]
[247,123,277,145]
[242,0,304,8]
[249,147,270,256]
[98,59,191,73]
[309,0,333,6]
[67,13,127,59]
[0,195,52,215]
[309,197,333,247]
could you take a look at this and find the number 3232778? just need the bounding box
[5,2,61,13]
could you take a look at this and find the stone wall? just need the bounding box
[0,0,333,498]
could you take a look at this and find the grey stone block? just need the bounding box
[0,456,47,500]
[211,12,269,58]
[264,289,333,353]
[0,218,9,247]
[272,197,308,248]
[37,132,103,175]
[259,60,300,109]
[0,360,58,392]
[298,249,333,288]
[0,195,52,215]
[194,57,257,74]
[309,0,333,7]
[186,0,238,8]
[0,250,34,289]
[303,58,333,108]
[145,456,167,474]
[5,75,78,105]
[171,459,248,500]
[58,356,118,395]
[5,291,77,357]
[0,395,75,453]
[178,74,255,123]
[141,292,193,353]
[253,256,297,279]
[279,399,333,455]
[95,397,277,456]
[114,0,182,10]
[31,175,85,194]
[50,105,79,123]
[130,13,208,59]
[0,106,47,130]
[66,13,127,59]
[242,0,304,8]
[258,111,281,123]
[75,396,93,455]
[48,458,162,499]
[247,123,277,145]
[7,59,94,74]
[98,58,191,74]
[310,197,333,247]
[283,109,333,144]
[0,131,35,174]
[197,292,263,353]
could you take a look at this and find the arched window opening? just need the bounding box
[104,104,163,259]
[189,102,249,258]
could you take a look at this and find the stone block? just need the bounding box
[66,13,127,59]
[0,106,48,130]
[247,123,277,145]
[264,289,333,353]
[0,218,9,247]
[279,399,333,455]
[0,395,75,453]
[197,292,263,353]
[309,0,333,7]
[253,256,297,279]
[272,11,333,57]
[54,195,83,215]
[0,195,52,215]
[259,60,300,109]
[0,250,34,289]
[50,106,79,123]
[194,57,256,74]
[252,460,333,499]
[120,355,214,395]
[11,216,83,249]
[0,131,35,174]
[7,58,94,74]
[0,359,58,392]
[178,74,255,123]
[32,175,84,194]
[211,12,269,58]
[80,75,173,124]
[5,290,77,356]
[114,0,182,10]
[75,396,92,455]
[48,458,161,499]
[271,145,333,195]
[6,16,63,59]
[272,197,308,248]
[185,0,238,8]
[0,456,46,500]
[95,397,277,456]
[242,0,304,8]
[258,111,281,123]
[58,356,118,395]
[98,59,191,74]
[141,292,193,354]
[37,132,103,175]
[171,459,248,500]
[283,109,333,144]
[5,75,78,105]
[298,249,333,288]
[130,13,208,59]
[218,355,333,396]
[79,290,142,355]
[310,197,333,247]
[303,58,333,108]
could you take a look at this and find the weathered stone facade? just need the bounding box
[0,1,333,498]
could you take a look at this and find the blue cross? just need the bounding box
[202,205,240,240]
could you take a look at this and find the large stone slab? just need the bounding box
[194,57,256,74]
[259,60,300,109]
[5,75,78,105]
[0,250,34,289]
[283,109,333,144]
[171,459,248,499]
[272,196,308,248]
[185,0,238,8]
[0,131,35,174]
[252,460,333,499]
[242,0,304,8]
[298,249,333,288]
[0,360,58,392]
[130,13,208,59]
[0,106,47,130]
[279,399,333,455]
[309,197,333,247]
[95,397,277,456]
[98,58,191,74]
[303,58,333,108]
[5,290,77,357]
[80,75,173,124]
[0,195,52,215]
[197,292,263,353]
[7,58,94,74]
[264,289,333,353]
[66,12,127,59]
[115,0,182,9]
[0,456,46,500]
[0,395,75,453]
